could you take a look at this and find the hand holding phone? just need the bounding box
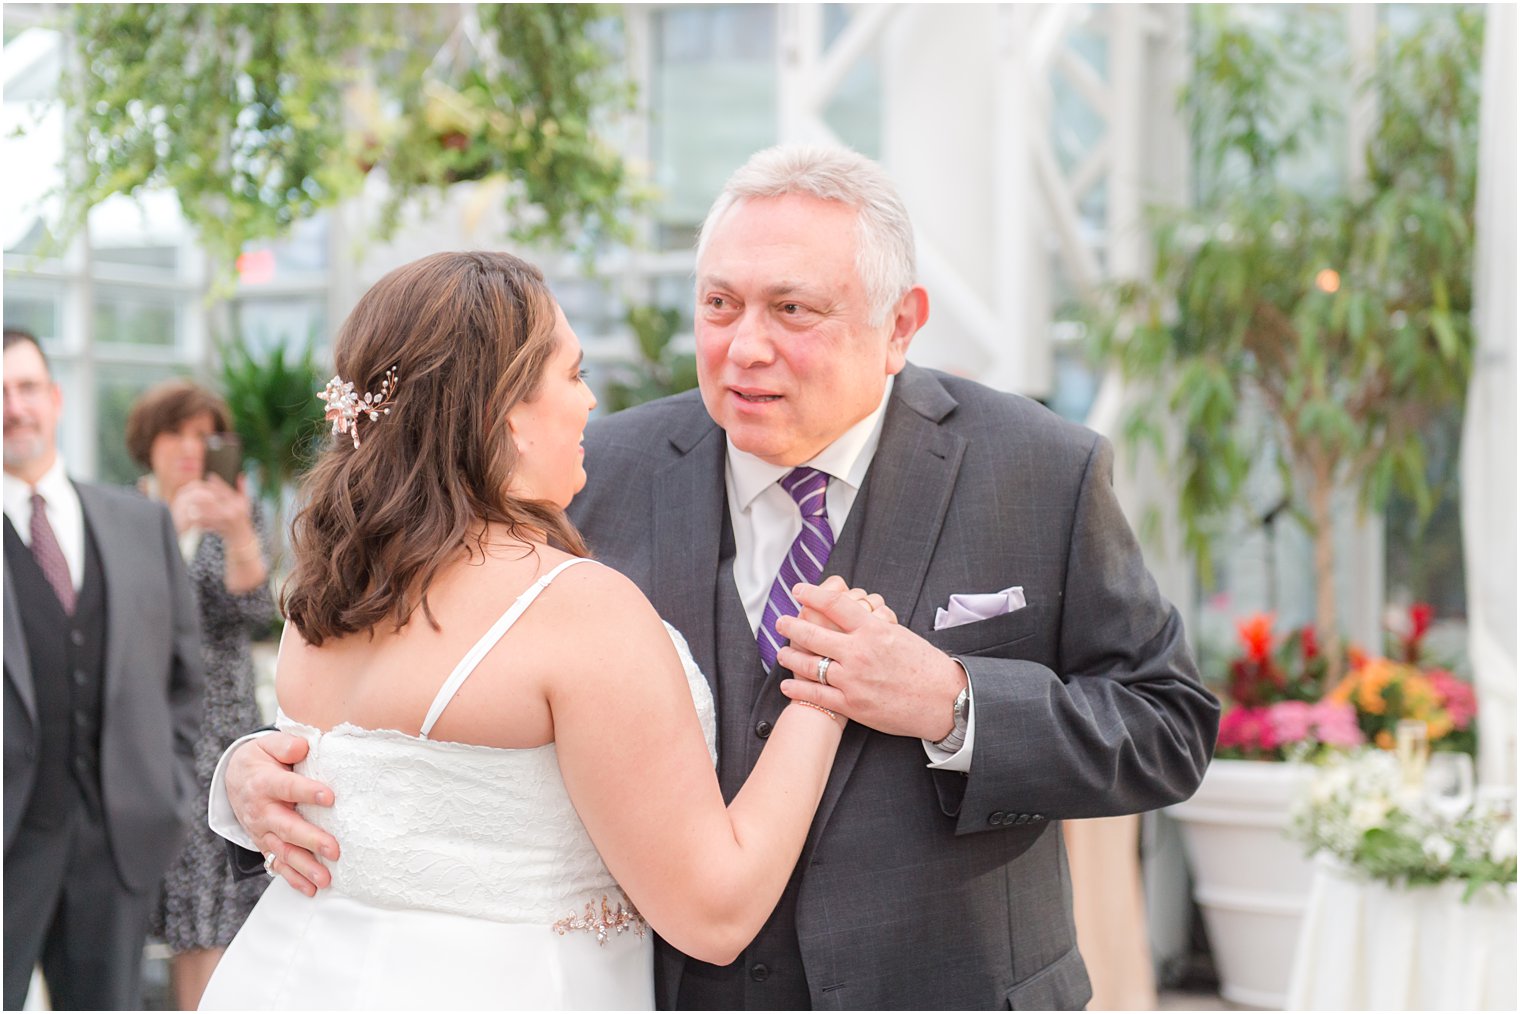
[204,432,243,486]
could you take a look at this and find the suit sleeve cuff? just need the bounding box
[208,729,277,850]
[922,667,976,772]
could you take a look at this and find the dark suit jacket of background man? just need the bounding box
[4,481,204,998]
[568,363,1219,1010]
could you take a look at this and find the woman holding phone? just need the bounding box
[125,380,275,1009]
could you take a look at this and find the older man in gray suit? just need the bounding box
[3,329,205,1009]
[225,146,1217,1009]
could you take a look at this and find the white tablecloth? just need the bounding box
[1288,856,1517,1010]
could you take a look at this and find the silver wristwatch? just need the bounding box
[933,682,972,754]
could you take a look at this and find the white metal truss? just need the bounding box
[772,3,1187,400]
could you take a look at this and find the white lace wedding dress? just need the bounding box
[201,558,716,1010]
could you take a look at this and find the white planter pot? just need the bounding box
[1166,759,1316,1009]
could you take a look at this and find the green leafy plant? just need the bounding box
[56,4,643,279]
[216,333,328,566]
[603,305,698,413]
[1088,7,1483,683]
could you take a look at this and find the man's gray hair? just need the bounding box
[696,145,917,326]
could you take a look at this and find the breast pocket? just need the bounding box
[924,604,1041,657]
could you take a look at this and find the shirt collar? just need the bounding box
[3,455,71,523]
[727,375,895,511]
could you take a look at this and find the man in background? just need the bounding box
[3,328,205,1009]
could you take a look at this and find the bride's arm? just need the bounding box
[544,566,842,967]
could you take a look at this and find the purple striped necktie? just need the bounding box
[757,467,834,671]
[29,492,76,615]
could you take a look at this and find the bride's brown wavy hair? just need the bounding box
[282,251,588,646]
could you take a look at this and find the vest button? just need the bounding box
[69,630,84,647]
[73,711,88,727]
[755,720,772,739]
[749,963,769,982]
[73,670,88,687]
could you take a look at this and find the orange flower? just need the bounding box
[1375,729,1395,750]
[1237,613,1276,662]
[1352,660,1393,715]
[1426,715,1454,741]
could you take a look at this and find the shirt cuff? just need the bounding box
[922,667,976,772]
[207,729,277,850]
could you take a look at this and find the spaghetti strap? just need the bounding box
[419,556,598,739]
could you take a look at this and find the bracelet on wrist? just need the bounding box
[792,699,845,726]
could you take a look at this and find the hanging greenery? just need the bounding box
[1087,7,1484,685]
[60,3,642,276]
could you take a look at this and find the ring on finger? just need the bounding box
[817,656,833,686]
[262,851,277,877]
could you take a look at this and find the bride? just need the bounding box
[200,251,874,1009]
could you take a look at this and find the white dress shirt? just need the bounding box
[722,377,975,771]
[3,457,86,593]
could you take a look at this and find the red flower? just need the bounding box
[1410,603,1435,640]
[1425,669,1478,731]
[1301,625,1319,660]
[1237,613,1276,663]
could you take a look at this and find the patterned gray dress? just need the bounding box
[150,506,276,952]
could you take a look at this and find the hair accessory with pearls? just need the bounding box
[319,366,398,449]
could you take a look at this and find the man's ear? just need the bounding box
[886,286,929,374]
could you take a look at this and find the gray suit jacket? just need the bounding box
[569,364,1218,1009]
[3,480,204,893]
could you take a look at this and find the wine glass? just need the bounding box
[1423,751,1476,821]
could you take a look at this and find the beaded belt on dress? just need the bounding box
[552,894,647,945]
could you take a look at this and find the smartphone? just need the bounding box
[203,432,243,486]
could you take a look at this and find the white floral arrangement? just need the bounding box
[1289,748,1517,899]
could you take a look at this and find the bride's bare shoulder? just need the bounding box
[514,557,676,667]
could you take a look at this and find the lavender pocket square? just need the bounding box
[933,586,1027,631]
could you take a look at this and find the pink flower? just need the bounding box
[1267,700,1315,745]
[1308,700,1365,749]
[1426,669,1478,730]
[1218,706,1278,753]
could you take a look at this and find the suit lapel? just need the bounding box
[808,365,966,848]
[650,414,728,694]
[73,483,122,704]
[2,551,36,722]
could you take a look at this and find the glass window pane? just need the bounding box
[820,5,881,157]
[652,5,777,239]
[92,245,179,271]
[232,297,327,359]
[94,363,186,485]
[93,285,179,347]
[238,215,330,282]
[1385,409,1467,623]
[3,278,60,341]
